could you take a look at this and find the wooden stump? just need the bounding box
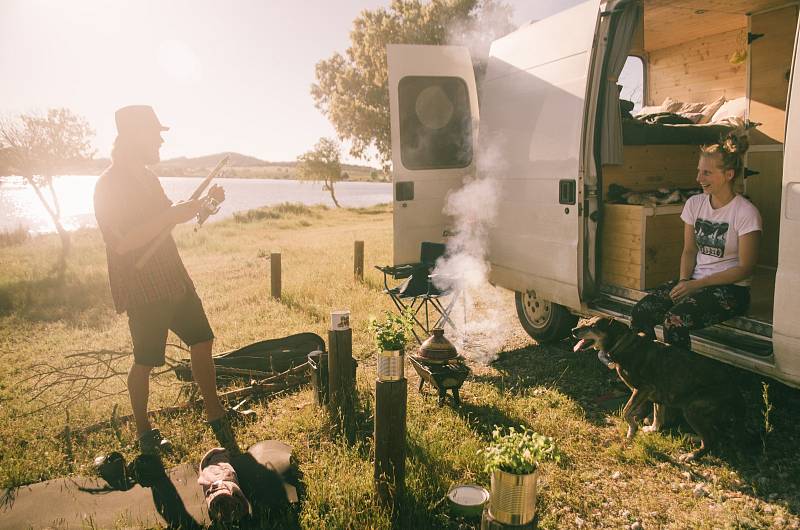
[374,378,407,510]
[270,253,281,299]
[327,328,356,443]
[354,240,364,281]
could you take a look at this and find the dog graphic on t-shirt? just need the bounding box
[694,219,728,258]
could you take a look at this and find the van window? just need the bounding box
[398,76,473,170]
[619,55,644,113]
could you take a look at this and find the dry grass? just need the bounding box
[0,203,799,529]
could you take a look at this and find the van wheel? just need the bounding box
[515,290,578,343]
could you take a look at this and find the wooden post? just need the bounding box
[327,327,356,443]
[270,253,281,299]
[354,240,364,281]
[374,378,407,510]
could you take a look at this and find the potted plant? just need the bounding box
[369,310,413,381]
[480,426,560,525]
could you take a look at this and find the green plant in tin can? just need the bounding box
[481,425,560,475]
[368,309,413,352]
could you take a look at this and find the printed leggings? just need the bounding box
[630,279,750,349]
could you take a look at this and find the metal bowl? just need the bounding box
[446,484,490,518]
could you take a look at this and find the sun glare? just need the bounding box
[157,39,202,82]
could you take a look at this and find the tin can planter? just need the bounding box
[377,349,404,381]
[488,468,538,525]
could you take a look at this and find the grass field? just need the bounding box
[1,204,799,529]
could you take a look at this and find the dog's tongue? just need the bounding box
[573,339,587,352]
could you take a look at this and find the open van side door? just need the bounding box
[387,44,479,265]
[773,19,800,383]
[480,0,602,309]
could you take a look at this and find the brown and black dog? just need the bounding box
[572,316,744,461]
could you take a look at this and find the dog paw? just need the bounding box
[642,425,659,434]
[678,452,697,462]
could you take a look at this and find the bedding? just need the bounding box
[622,115,744,145]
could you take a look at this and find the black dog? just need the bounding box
[572,316,744,461]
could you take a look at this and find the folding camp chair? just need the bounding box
[375,242,462,343]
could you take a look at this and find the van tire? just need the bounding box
[515,291,578,343]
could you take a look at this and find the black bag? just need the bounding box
[174,332,325,381]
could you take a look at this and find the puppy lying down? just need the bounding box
[572,317,744,461]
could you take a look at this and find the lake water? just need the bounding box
[0,175,392,233]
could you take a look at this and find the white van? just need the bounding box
[387,0,800,389]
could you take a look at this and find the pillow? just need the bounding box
[698,95,726,124]
[661,97,684,113]
[679,112,704,123]
[711,97,747,122]
[677,101,707,114]
[635,104,664,116]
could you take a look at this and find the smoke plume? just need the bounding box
[432,140,513,365]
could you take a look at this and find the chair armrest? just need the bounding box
[375,263,426,279]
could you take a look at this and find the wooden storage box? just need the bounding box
[600,203,685,290]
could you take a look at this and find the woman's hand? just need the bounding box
[669,279,700,301]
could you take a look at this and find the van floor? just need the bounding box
[748,266,775,323]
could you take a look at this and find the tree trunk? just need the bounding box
[26,176,71,272]
[327,179,341,208]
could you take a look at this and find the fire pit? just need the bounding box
[410,328,470,406]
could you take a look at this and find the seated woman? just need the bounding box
[630,132,761,349]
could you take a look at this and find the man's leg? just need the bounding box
[128,363,154,436]
[189,338,226,422]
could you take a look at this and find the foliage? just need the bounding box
[369,309,414,351]
[0,108,95,180]
[480,425,560,475]
[311,0,514,165]
[233,202,320,223]
[0,108,95,270]
[0,225,31,248]
[297,137,343,207]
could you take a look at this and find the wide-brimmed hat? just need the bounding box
[115,105,169,137]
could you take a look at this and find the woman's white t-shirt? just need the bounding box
[680,193,762,286]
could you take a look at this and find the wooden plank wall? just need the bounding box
[643,214,684,287]
[601,204,685,290]
[648,28,747,106]
[603,145,700,195]
[749,5,798,145]
[601,205,643,290]
[747,151,784,268]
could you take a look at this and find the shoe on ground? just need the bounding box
[209,415,242,455]
[138,428,173,456]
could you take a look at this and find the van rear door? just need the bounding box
[387,44,479,265]
[773,20,800,384]
[480,0,602,308]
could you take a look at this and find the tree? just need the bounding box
[0,108,96,270]
[311,0,513,166]
[297,137,343,208]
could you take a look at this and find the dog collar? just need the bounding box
[603,332,639,359]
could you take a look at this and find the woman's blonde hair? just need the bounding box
[700,132,749,178]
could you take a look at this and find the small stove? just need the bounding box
[410,328,470,406]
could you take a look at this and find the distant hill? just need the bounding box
[156,152,380,174]
[158,152,267,168]
[1,151,387,182]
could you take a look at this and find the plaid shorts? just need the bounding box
[127,289,215,367]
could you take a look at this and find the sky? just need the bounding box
[0,0,582,165]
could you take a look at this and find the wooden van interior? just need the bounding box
[599,0,799,327]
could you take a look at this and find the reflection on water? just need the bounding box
[0,175,392,233]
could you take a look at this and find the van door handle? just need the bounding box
[559,179,576,205]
